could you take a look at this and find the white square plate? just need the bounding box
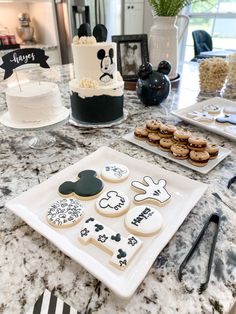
[171,97,236,141]
[123,133,231,174]
[6,147,207,299]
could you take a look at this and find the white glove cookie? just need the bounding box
[125,205,163,236]
[96,190,130,217]
[47,198,84,228]
[131,176,171,206]
[78,217,142,270]
[187,111,214,122]
[101,163,129,182]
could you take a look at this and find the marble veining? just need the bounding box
[0,63,236,314]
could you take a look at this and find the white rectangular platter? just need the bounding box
[6,147,207,299]
[123,133,231,174]
[171,97,236,141]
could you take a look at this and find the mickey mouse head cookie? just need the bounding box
[58,170,104,199]
[96,190,130,217]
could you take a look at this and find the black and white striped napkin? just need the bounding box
[28,289,79,314]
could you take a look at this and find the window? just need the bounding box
[184,0,236,61]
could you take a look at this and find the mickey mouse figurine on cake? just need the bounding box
[69,23,124,124]
[136,61,171,106]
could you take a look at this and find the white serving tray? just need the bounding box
[123,133,231,174]
[6,147,207,299]
[171,97,236,141]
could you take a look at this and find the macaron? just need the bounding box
[158,124,177,138]
[189,150,210,167]
[147,132,161,146]
[159,138,175,151]
[134,126,149,140]
[173,129,192,144]
[146,120,160,133]
[206,143,219,159]
[188,136,208,151]
[170,144,190,160]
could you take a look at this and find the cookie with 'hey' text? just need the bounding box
[125,205,163,236]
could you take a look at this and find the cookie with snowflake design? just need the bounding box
[47,198,84,228]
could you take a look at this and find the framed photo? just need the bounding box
[112,34,149,81]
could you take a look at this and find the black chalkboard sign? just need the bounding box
[0,48,50,80]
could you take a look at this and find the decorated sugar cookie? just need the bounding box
[47,198,84,228]
[131,176,171,206]
[223,106,236,114]
[216,114,236,125]
[58,170,104,199]
[187,111,214,122]
[78,217,143,270]
[101,163,129,182]
[125,205,163,236]
[96,190,130,217]
[202,104,221,114]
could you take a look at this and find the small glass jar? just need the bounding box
[223,53,236,99]
[198,58,228,97]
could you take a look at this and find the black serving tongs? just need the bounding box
[178,213,221,294]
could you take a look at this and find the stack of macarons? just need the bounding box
[134,119,219,167]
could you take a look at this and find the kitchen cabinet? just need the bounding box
[124,0,144,34]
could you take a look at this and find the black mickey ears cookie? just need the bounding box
[78,23,92,38]
[93,24,108,42]
[58,169,104,199]
[97,49,106,60]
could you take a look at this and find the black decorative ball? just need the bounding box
[138,62,153,79]
[157,60,171,75]
[136,60,171,106]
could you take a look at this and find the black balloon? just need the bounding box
[136,60,171,106]
[93,24,108,42]
[78,23,92,37]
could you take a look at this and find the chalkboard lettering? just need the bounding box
[0,48,50,80]
[10,52,35,64]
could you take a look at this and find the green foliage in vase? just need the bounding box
[149,0,209,16]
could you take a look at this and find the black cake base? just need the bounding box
[70,92,124,124]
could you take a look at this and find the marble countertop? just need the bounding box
[0,44,57,55]
[0,63,236,314]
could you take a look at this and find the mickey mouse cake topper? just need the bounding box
[77,23,108,42]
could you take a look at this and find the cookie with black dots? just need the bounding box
[78,217,143,270]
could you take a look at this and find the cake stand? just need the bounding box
[69,109,128,129]
[0,108,69,149]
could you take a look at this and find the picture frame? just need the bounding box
[112,34,149,81]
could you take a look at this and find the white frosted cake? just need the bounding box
[6,81,63,123]
[69,24,124,124]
